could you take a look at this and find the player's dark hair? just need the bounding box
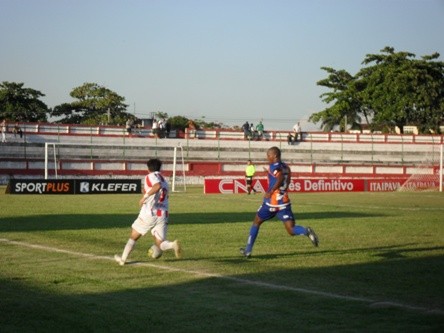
[147,158,162,172]
[268,146,281,159]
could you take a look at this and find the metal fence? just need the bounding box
[2,133,442,166]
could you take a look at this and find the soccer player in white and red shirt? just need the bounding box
[114,158,181,265]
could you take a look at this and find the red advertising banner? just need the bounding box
[204,178,416,194]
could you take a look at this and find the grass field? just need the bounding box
[1,185,443,332]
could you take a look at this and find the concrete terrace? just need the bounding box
[3,131,442,163]
[1,123,443,183]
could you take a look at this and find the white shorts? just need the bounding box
[131,207,168,241]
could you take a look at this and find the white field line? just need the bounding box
[210,194,444,211]
[1,238,442,315]
[301,202,444,211]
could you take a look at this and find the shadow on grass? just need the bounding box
[229,245,444,261]
[182,243,444,264]
[0,210,384,232]
[1,253,443,332]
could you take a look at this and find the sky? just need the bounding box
[1,0,443,131]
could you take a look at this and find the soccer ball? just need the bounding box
[148,245,163,259]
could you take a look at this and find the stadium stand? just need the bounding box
[0,122,443,184]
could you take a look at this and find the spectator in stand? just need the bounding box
[152,119,159,138]
[126,119,133,136]
[187,119,197,138]
[250,123,258,140]
[158,119,165,138]
[287,132,293,145]
[13,122,23,139]
[242,121,250,140]
[165,121,171,138]
[1,119,7,143]
[256,121,264,139]
[293,122,302,142]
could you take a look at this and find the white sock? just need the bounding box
[122,239,136,261]
[160,241,173,251]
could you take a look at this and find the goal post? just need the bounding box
[44,142,187,191]
[171,143,187,192]
[44,142,59,179]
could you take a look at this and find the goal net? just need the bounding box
[44,142,187,192]
[398,144,443,192]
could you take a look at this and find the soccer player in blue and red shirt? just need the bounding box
[240,146,319,258]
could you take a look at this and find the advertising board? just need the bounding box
[6,179,141,194]
[204,178,415,194]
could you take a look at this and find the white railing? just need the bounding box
[16,122,444,144]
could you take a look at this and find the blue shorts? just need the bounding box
[257,203,294,222]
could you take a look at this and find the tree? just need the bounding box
[0,81,49,122]
[167,115,190,131]
[194,116,224,129]
[310,47,444,133]
[50,83,130,125]
[409,54,444,133]
[158,113,226,131]
[154,111,169,121]
[309,68,367,132]
[358,47,444,133]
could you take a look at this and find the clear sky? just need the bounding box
[1,0,443,130]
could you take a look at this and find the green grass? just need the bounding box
[1,186,443,332]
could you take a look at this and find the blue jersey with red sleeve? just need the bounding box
[264,161,291,208]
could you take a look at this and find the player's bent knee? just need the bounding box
[283,223,295,235]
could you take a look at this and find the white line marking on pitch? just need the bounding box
[1,238,442,315]
[302,202,444,211]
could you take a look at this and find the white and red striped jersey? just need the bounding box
[143,171,169,213]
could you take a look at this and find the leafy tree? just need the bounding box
[409,54,444,133]
[310,47,444,133]
[50,82,131,125]
[194,116,224,129]
[158,113,226,131]
[0,81,48,122]
[167,115,189,131]
[358,47,443,133]
[154,111,169,121]
[310,68,366,132]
